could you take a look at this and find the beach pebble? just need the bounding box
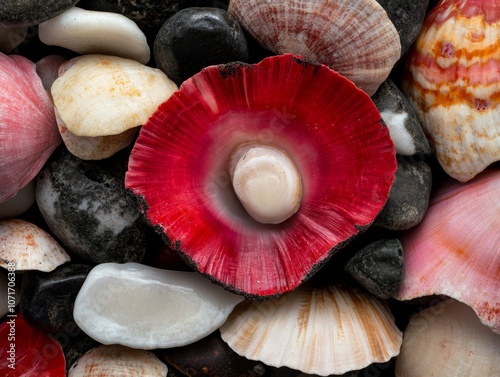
[376,0,430,56]
[345,239,404,299]
[20,263,92,334]
[154,7,249,85]
[372,78,431,156]
[35,147,153,264]
[0,0,79,27]
[39,7,151,64]
[375,156,433,230]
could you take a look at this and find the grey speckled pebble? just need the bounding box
[345,239,404,300]
[373,78,431,156]
[375,156,432,230]
[376,0,430,56]
[0,0,79,27]
[35,147,153,264]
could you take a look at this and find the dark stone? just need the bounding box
[375,156,432,230]
[0,0,79,27]
[158,330,266,377]
[344,239,404,299]
[375,0,430,56]
[35,146,153,264]
[20,263,92,334]
[154,7,249,85]
[372,78,431,156]
[52,325,100,371]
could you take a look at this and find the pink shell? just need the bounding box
[394,168,500,333]
[0,53,61,202]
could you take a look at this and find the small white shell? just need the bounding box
[69,344,168,377]
[73,262,244,350]
[0,219,70,272]
[395,299,500,377]
[220,284,403,376]
[39,7,150,64]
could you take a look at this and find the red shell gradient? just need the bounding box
[126,54,397,297]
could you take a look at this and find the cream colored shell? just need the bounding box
[228,0,401,96]
[68,344,168,377]
[220,284,402,376]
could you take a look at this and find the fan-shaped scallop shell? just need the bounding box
[228,0,401,95]
[220,284,402,376]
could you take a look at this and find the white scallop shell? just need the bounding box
[228,0,401,96]
[69,344,168,377]
[220,284,402,376]
[0,219,70,272]
[395,299,500,377]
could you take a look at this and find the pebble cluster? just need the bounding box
[0,1,499,377]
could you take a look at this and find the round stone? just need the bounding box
[0,0,79,27]
[154,7,249,85]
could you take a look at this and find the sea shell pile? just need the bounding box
[0,1,499,377]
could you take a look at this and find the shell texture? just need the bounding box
[394,169,500,333]
[68,344,168,377]
[403,0,500,182]
[220,284,403,376]
[0,53,61,202]
[395,299,500,377]
[228,0,401,96]
[125,54,397,298]
[0,219,70,272]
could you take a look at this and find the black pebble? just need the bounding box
[345,239,404,300]
[0,0,79,27]
[154,7,249,85]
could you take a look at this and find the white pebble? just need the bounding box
[380,110,416,155]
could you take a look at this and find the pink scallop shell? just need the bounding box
[394,168,500,333]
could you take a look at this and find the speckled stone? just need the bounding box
[375,0,430,56]
[345,239,404,300]
[35,146,153,264]
[375,156,432,230]
[154,7,249,85]
[20,263,92,334]
[0,0,79,27]
[372,79,431,156]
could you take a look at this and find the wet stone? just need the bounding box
[375,156,433,230]
[20,263,93,334]
[0,0,79,28]
[372,78,431,156]
[375,0,430,56]
[345,239,404,300]
[35,146,153,264]
[154,7,249,85]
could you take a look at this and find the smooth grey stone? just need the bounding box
[0,0,79,27]
[375,156,432,230]
[154,7,249,85]
[375,0,430,56]
[20,264,92,334]
[372,79,431,156]
[35,147,152,264]
[345,239,404,299]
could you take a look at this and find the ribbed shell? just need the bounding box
[0,219,70,272]
[0,53,61,202]
[228,0,401,95]
[402,0,500,182]
[69,345,168,377]
[394,169,500,334]
[395,300,500,377]
[220,285,403,376]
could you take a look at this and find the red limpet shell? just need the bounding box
[0,314,66,376]
[126,54,397,297]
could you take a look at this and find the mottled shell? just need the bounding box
[228,0,401,95]
[0,219,70,272]
[402,0,500,182]
[220,284,402,376]
[394,169,500,333]
[395,300,500,377]
[69,344,168,377]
